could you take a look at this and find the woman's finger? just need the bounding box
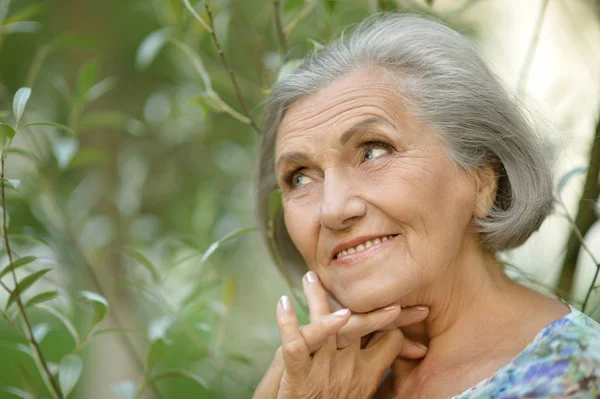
[335,304,401,348]
[276,295,310,380]
[392,305,429,328]
[365,329,428,359]
[303,271,332,322]
[361,329,407,381]
[300,309,351,353]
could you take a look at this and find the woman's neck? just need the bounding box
[389,236,569,398]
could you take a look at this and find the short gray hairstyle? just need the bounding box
[257,13,554,283]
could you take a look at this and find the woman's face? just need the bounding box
[275,68,485,313]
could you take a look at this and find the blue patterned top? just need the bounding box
[453,307,600,398]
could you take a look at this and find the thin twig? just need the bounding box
[183,0,213,33]
[273,0,287,55]
[203,2,259,133]
[516,0,550,92]
[0,305,25,338]
[1,137,64,399]
[582,261,600,313]
[284,0,318,37]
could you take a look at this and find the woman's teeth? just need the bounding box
[335,235,395,259]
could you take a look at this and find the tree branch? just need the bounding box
[273,0,287,56]
[203,2,259,133]
[558,113,600,297]
[1,138,64,399]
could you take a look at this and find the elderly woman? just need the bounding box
[253,13,600,399]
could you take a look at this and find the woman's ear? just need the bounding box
[473,164,498,219]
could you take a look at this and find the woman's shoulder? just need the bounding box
[455,307,600,398]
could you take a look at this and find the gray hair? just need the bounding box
[257,13,554,283]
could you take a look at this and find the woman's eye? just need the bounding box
[364,147,389,161]
[292,174,312,188]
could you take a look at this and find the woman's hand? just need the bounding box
[254,272,428,399]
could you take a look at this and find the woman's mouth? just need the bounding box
[332,234,398,264]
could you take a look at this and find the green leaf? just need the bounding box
[146,338,168,371]
[277,59,303,83]
[170,39,211,89]
[0,341,33,359]
[1,386,33,399]
[228,352,252,366]
[0,123,16,141]
[148,316,174,343]
[111,380,137,399]
[2,22,40,34]
[66,148,108,169]
[7,148,39,163]
[92,327,142,337]
[0,256,38,279]
[24,122,75,135]
[58,354,83,397]
[1,178,20,190]
[7,234,50,247]
[4,3,44,25]
[136,29,170,70]
[189,93,224,113]
[35,305,80,345]
[78,290,108,328]
[124,249,160,283]
[76,59,98,104]
[25,290,58,308]
[200,227,261,265]
[425,0,434,5]
[12,87,31,126]
[32,322,51,344]
[557,166,587,194]
[5,268,52,310]
[85,76,117,104]
[53,137,78,169]
[268,189,282,222]
[150,369,208,389]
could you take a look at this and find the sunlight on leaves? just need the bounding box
[58,354,83,397]
[12,88,31,126]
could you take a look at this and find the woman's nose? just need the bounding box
[319,170,367,231]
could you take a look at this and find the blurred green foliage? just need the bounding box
[0,0,597,398]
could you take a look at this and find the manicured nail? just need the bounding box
[305,271,316,283]
[415,342,428,350]
[383,304,399,311]
[332,308,350,317]
[280,295,291,311]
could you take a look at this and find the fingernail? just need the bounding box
[414,306,428,311]
[332,308,350,317]
[280,295,291,311]
[415,342,428,350]
[383,304,399,311]
[304,271,316,283]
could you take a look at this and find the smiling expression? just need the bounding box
[275,68,486,313]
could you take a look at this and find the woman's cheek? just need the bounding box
[283,204,315,261]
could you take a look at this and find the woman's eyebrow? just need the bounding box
[339,116,394,145]
[276,116,394,171]
[276,152,310,171]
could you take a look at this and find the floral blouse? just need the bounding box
[453,307,600,398]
